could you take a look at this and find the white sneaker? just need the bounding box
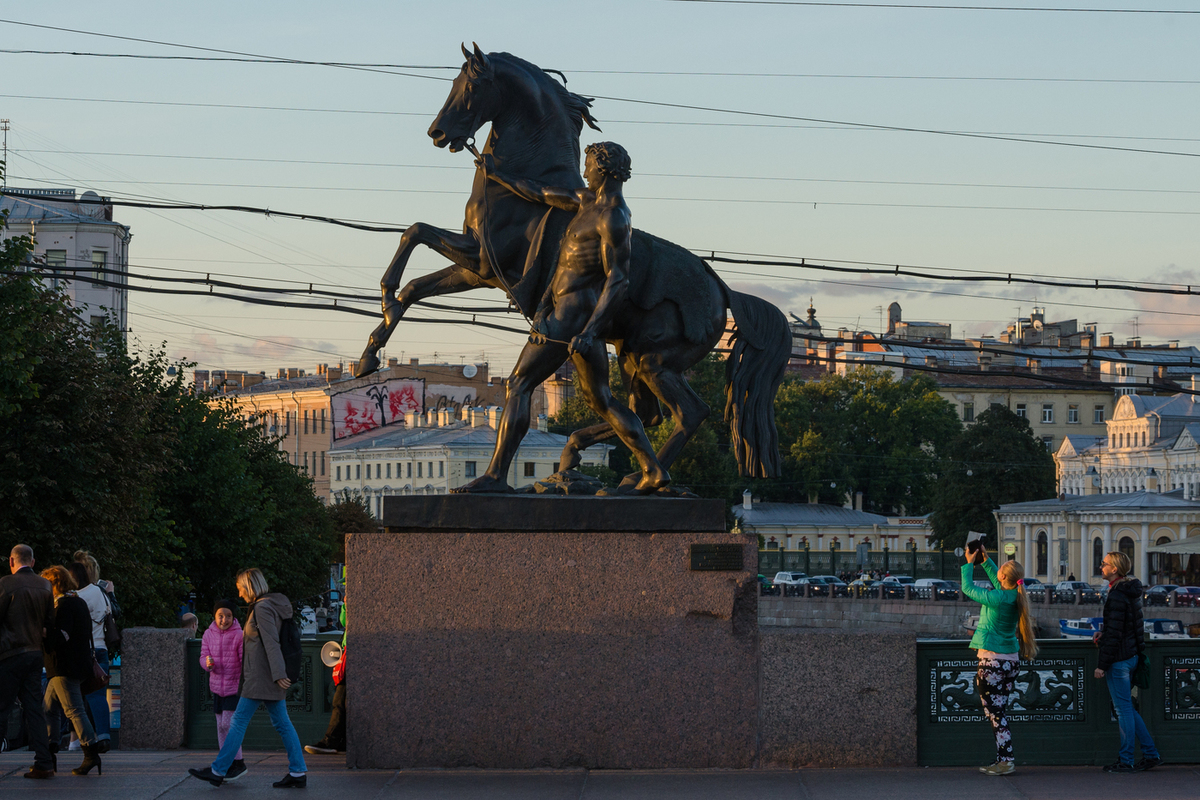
[980,761,1015,776]
[68,740,82,752]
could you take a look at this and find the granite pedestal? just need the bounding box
[347,495,757,769]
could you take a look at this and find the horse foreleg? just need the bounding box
[358,224,481,377]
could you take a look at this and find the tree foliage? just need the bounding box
[765,369,963,514]
[928,405,1058,549]
[0,255,336,626]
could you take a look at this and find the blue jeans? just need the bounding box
[211,696,307,777]
[1105,654,1159,766]
[84,648,111,741]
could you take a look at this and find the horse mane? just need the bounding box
[489,52,601,139]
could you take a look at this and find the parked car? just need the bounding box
[847,578,881,597]
[1054,581,1102,603]
[1145,584,1181,606]
[1171,586,1200,608]
[914,578,959,600]
[757,574,779,595]
[793,577,831,597]
[772,571,808,596]
[880,575,916,585]
[808,575,850,597]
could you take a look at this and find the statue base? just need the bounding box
[346,495,758,769]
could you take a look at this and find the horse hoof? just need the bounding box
[356,353,381,378]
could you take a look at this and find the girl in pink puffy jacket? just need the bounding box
[200,600,245,776]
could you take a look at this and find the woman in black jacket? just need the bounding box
[40,565,102,776]
[1093,551,1161,773]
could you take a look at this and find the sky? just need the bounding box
[2,1,1198,377]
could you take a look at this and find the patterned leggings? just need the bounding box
[975,658,1019,763]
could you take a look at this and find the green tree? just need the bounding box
[768,368,963,514]
[929,406,1058,549]
[327,490,378,561]
[0,247,336,625]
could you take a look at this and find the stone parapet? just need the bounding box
[119,627,191,749]
[760,629,917,767]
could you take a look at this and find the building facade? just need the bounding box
[330,409,610,515]
[994,490,1200,588]
[2,187,131,335]
[732,494,936,553]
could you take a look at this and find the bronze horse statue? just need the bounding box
[358,44,792,487]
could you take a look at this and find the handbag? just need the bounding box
[1132,652,1151,689]
[102,592,122,652]
[81,652,110,696]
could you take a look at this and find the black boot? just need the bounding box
[72,744,102,776]
[49,743,59,773]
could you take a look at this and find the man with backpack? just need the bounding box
[189,568,308,789]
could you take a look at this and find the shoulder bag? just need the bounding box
[102,591,122,652]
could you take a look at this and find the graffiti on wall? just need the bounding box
[331,379,423,440]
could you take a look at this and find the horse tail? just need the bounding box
[724,290,792,478]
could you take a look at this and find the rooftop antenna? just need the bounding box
[1,119,8,189]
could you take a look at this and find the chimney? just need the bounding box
[410,358,419,366]
[1084,466,1099,496]
[979,356,992,372]
[404,410,420,428]
[487,406,503,429]
[1100,334,1114,348]
[924,356,937,367]
[1145,468,1159,493]
[536,414,548,432]
[1083,361,1095,378]
[326,365,342,382]
[808,491,818,504]
[440,408,456,427]
[742,490,752,510]
[1029,359,1041,375]
[1156,366,1168,380]
[855,491,863,511]
[843,492,853,510]
[470,407,488,427]
[387,357,399,368]
[287,367,299,379]
[1081,334,1093,349]
[426,409,438,428]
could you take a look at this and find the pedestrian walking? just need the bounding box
[200,599,245,776]
[71,554,115,751]
[0,544,57,779]
[41,565,103,775]
[1094,551,1161,774]
[961,545,1039,776]
[189,568,307,788]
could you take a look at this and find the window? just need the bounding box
[1036,531,1048,576]
[336,466,342,481]
[1142,431,1146,447]
[356,464,361,480]
[990,402,1005,412]
[1041,404,1054,423]
[304,410,309,434]
[386,463,392,479]
[428,461,434,477]
[962,402,975,423]
[465,461,477,478]
[1094,405,1105,424]
[524,462,536,477]
[1042,436,1054,450]
[91,250,107,281]
[320,409,326,433]
[1015,403,1027,419]
[45,249,66,271]
[1093,538,1104,576]
[1068,405,1079,424]
[438,461,444,477]
[376,463,381,479]
[407,463,412,478]
[417,463,422,478]
[1119,536,1135,567]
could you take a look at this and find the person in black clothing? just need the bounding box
[1093,551,1161,774]
[0,544,56,779]
[41,565,102,776]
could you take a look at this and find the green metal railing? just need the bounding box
[184,634,340,750]
[759,548,967,580]
[917,638,1200,766]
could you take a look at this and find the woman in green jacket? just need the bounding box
[961,546,1038,776]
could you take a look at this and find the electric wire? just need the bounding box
[664,0,1200,13]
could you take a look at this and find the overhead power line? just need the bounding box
[665,0,1200,13]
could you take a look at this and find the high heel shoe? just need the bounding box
[72,744,101,776]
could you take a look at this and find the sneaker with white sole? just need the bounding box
[225,760,248,781]
[304,743,337,755]
[980,761,1015,776]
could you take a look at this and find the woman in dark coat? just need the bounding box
[1093,551,1161,773]
[40,565,102,776]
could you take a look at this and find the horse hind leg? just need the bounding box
[638,367,711,473]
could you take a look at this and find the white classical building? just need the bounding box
[329,407,610,517]
[1056,388,1200,497]
[1,188,131,335]
[994,490,1200,588]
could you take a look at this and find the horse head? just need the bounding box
[429,43,498,153]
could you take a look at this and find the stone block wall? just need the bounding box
[759,629,917,767]
[119,627,191,749]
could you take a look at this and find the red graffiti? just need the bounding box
[340,401,379,436]
[389,385,421,418]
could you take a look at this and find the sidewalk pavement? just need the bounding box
[2,751,1197,799]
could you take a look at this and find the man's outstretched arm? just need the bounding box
[477,154,581,212]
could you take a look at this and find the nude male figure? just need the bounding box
[453,142,669,494]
